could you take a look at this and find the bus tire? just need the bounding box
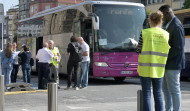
[114,77,126,82]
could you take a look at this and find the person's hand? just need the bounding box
[134,43,138,48]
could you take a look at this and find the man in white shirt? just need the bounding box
[36,42,54,89]
[77,37,90,89]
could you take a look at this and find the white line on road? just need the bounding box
[67,106,92,109]
[21,109,36,111]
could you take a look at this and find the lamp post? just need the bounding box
[0,4,4,50]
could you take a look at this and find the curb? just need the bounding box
[5,90,47,95]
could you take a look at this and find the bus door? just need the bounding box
[36,37,43,72]
[81,20,93,75]
[181,24,190,77]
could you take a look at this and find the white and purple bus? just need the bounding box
[18,1,146,82]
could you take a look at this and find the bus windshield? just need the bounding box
[94,4,146,52]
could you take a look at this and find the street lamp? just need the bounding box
[0,4,4,50]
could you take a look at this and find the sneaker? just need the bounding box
[58,86,61,89]
[75,87,79,90]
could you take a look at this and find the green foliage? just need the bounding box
[183,0,190,9]
[13,33,17,43]
[146,10,153,15]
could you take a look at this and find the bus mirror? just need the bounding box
[92,16,99,30]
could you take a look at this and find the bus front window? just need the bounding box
[94,4,146,52]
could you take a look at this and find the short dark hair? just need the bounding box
[23,46,29,51]
[159,5,171,12]
[70,36,77,42]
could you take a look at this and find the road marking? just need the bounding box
[67,106,92,109]
[21,109,36,111]
[117,97,137,100]
[5,90,47,95]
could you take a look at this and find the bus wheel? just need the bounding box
[114,77,126,82]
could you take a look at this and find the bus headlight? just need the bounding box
[94,62,108,67]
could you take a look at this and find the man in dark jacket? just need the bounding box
[159,5,185,111]
[66,36,82,90]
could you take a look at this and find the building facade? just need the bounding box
[30,0,84,17]
[19,0,31,20]
[7,8,19,42]
[143,0,185,11]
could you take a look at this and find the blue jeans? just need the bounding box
[2,64,13,86]
[78,61,90,87]
[140,77,163,111]
[162,69,181,111]
[22,64,31,83]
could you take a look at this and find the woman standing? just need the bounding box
[1,43,14,86]
[137,11,170,111]
[18,45,31,83]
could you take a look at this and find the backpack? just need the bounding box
[30,58,34,66]
[71,42,83,63]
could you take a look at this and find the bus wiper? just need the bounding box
[110,47,122,51]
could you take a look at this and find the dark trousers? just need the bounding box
[38,63,50,89]
[67,61,79,87]
[11,64,19,83]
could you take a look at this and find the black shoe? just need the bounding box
[58,86,61,89]
[65,86,70,90]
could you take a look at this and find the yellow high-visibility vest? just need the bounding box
[49,47,59,66]
[137,27,170,78]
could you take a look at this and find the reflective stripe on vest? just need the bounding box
[49,47,59,66]
[140,51,168,57]
[137,27,170,78]
[138,63,165,67]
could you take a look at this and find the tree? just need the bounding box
[183,0,190,9]
[13,33,17,43]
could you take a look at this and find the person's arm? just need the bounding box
[8,53,14,64]
[136,32,143,54]
[82,44,89,56]
[36,50,39,60]
[1,52,4,62]
[48,50,54,58]
[67,43,71,56]
[57,49,61,63]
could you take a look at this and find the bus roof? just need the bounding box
[19,1,144,23]
[174,8,190,14]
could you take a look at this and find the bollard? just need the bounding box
[137,89,155,111]
[137,89,143,111]
[0,75,5,111]
[48,82,57,111]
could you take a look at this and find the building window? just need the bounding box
[35,5,38,13]
[4,29,6,35]
[23,15,26,19]
[8,25,12,30]
[148,0,157,4]
[45,5,50,10]
[4,39,7,44]
[30,6,33,14]
[23,4,26,10]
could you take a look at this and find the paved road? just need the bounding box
[4,75,190,111]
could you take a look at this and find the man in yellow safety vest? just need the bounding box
[48,40,61,89]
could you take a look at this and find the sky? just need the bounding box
[0,0,19,15]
